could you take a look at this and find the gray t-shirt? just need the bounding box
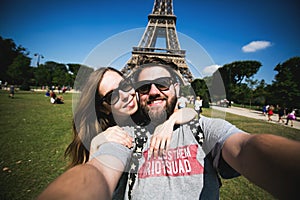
[97,116,244,199]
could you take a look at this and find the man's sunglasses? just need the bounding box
[99,79,133,105]
[135,77,173,94]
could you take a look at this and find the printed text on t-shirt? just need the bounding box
[139,144,204,178]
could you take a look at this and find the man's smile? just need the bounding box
[147,98,166,106]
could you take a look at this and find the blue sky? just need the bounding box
[1,0,299,84]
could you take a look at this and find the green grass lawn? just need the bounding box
[1,91,299,199]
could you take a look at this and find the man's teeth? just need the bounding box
[150,100,163,104]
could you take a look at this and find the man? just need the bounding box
[177,93,189,109]
[38,61,300,200]
[96,62,300,199]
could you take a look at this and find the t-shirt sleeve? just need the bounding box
[93,142,132,169]
[91,126,135,170]
[200,116,245,178]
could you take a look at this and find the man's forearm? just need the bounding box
[232,134,300,199]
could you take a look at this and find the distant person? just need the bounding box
[55,95,64,104]
[9,85,15,98]
[194,96,203,118]
[277,105,285,123]
[228,100,232,107]
[285,109,296,127]
[50,91,64,104]
[45,90,50,97]
[62,86,68,93]
[50,91,56,103]
[177,93,189,109]
[262,105,268,116]
[267,105,274,121]
[58,86,61,94]
[189,96,194,104]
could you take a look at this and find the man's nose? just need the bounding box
[148,84,161,95]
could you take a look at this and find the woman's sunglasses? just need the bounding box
[135,77,173,94]
[99,79,133,105]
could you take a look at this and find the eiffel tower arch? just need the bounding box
[121,0,194,84]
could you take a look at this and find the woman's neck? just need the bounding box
[114,115,133,127]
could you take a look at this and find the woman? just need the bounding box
[267,105,274,121]
[194,96,203,118]
[285,109,296,127]
[65,67,196,167]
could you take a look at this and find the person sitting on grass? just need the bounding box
[50,91,64,104]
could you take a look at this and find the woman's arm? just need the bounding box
[38,142,128,200]
[149,107,197,158]
[37,164,112,200]
[89,107,196,159]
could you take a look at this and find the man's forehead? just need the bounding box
[138,66,171,81]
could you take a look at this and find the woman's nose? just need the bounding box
[119,88,134,101]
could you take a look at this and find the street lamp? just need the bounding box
[34,53,44,67]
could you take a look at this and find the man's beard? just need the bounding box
[142,95,177,126]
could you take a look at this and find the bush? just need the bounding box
[20,83,31,91]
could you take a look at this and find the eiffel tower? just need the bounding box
[121,0,194,84]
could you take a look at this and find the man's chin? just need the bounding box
[148,106,167,122]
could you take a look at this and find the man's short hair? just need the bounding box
[131,56,183,84]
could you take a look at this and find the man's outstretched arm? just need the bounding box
[222,133,300,199]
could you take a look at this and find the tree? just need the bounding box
[252,79,269,106]
[67,63,82,77]
[245,78,258,108]
[0,36,30,83]
[51,63,68,86]
[33,64,51,86]
[40,61,68,86]
[211,60,261,102]
[191,78,210,108]
[67,63,88,88]
[271,57,300,109]
[6,54,31,85]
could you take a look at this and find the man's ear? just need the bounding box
[173,83,180,97]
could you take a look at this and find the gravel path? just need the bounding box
[211,106,300,130]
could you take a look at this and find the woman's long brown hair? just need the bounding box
[64,67,123,168]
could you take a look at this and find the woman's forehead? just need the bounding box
[99,70,123,94]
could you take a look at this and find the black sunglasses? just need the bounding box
[135,77,173,94]
[99,79,133,105]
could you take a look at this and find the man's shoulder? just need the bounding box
[179,118,202,132]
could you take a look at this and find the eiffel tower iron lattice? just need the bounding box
[121,0,194,84]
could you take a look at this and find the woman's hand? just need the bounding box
[149,107,197,158]
[89,126,133,161]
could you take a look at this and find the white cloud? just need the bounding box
[202,64,221,77]
[242,40,272,53]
